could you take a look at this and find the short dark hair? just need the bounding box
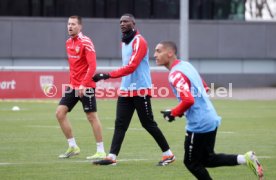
[69,15,82,25]
[121,13,136,23]
[159,41,177,55]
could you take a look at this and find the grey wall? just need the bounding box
[1,17,276,87]
[1,17,276,60]
[202,74,276,88]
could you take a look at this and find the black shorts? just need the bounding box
[59,87,97,112]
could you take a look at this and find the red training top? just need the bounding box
[66,32,96,89]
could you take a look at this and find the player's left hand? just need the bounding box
[160,109,175,122]
[93,73,110,82]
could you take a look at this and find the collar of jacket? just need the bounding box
[121,29,137,44]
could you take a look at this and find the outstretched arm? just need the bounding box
[109,37,147,78]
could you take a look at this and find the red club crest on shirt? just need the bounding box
[75,46,80,53]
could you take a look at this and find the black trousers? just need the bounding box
[184,128,238,180]
[110,96,170,155]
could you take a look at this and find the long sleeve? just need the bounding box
[109,37,147,78]
[169,71,195,117]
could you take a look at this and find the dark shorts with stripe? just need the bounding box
[59,87,97,112]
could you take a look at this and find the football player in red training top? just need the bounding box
[56,15,106,160]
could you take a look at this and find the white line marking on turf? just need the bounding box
[0,159,151,165]
[0,163,16,165]
[0,99,58,103]
[218,131,235,134]
[2,156,272,166]
[258,156,272,159]
[107,128,236,133]
[2,118,48,121]
[25,125,60,129]
[106,127,144,131]
[72,159,150,163]
[118,159,149,162]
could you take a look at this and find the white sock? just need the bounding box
[107,153,117,160]
[67,138,77,148]
[162,149,173,156]
[237,155,246,165]
[96,142,105,153]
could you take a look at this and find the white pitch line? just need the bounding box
[25,125,60,129]
[0,159,151,166]
[0,156,273,166]
[258,156,273,159]
[218,131,235,134]
[0,162,24,166]
[108,128,236,133]
[106,127,144,131]
[72,158,150,163]
[118,159,149,162]
[0,108,28,111]
[1,118,48,121]
[0,163,17,165]
[0,99,58,103]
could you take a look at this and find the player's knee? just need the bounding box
[86,113,99,123]
[56,105,68,120]
[141,120,157,129]
[56,109,66,120]
[206,153,215,162]
[141,123,148,129]
[142,125,154,133]
[114,121,128,131]
[184,158,196,171]
[114,125,127,132]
